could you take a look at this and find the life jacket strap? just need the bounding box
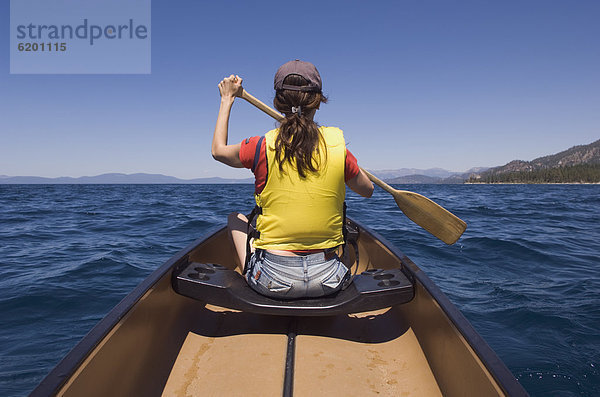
[342,201,348,258]
[251,136,265,173]
[243,205,262,275]
[344,219,360,278]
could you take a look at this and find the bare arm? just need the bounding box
[211,75,243,168]
[346,168,374,197]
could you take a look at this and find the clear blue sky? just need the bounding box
[1,0,599,179]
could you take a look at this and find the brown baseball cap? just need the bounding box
[274,59,322,92]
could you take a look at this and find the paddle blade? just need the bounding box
[392,190,467,244]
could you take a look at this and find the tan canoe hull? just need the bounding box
[33,220,527,397]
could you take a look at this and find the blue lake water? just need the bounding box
[0,184,598,396]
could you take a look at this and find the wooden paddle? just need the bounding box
[239,89,467,245]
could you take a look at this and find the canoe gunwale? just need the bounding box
[30,224,224,397]
[351,219,528,397]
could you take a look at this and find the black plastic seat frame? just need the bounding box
[172,262,414,316]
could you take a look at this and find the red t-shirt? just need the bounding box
[239,136,360,194]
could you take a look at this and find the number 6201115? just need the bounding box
[17,42,67,52]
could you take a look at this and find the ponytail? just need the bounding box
[273,75,328,178]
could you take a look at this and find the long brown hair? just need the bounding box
[273,74,328,178]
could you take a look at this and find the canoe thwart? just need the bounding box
[172,263,414,316]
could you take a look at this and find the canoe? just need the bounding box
[32,219,527,396]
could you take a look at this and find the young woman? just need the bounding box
[212,60,373,299]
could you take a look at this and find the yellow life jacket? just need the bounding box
[253,126,346,250]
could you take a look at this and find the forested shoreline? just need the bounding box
[467,164,600,184]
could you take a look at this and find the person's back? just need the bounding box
[253,125,346,250]
[211,60,373,299]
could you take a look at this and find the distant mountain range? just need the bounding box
[468,139,600,183]
[383,139,600,184]
[0,173,254,184]
[366,168,458,179]
[384,167,489,184]
[2,140,598,184]
[0,170,477,184]
[473,139,600,174]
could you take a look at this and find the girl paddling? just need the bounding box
[212,60,373,299]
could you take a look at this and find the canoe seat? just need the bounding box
[172,262,414,316]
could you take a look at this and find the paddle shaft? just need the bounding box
[241,90,285,122]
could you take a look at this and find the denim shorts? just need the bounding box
[245,249,350,299]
